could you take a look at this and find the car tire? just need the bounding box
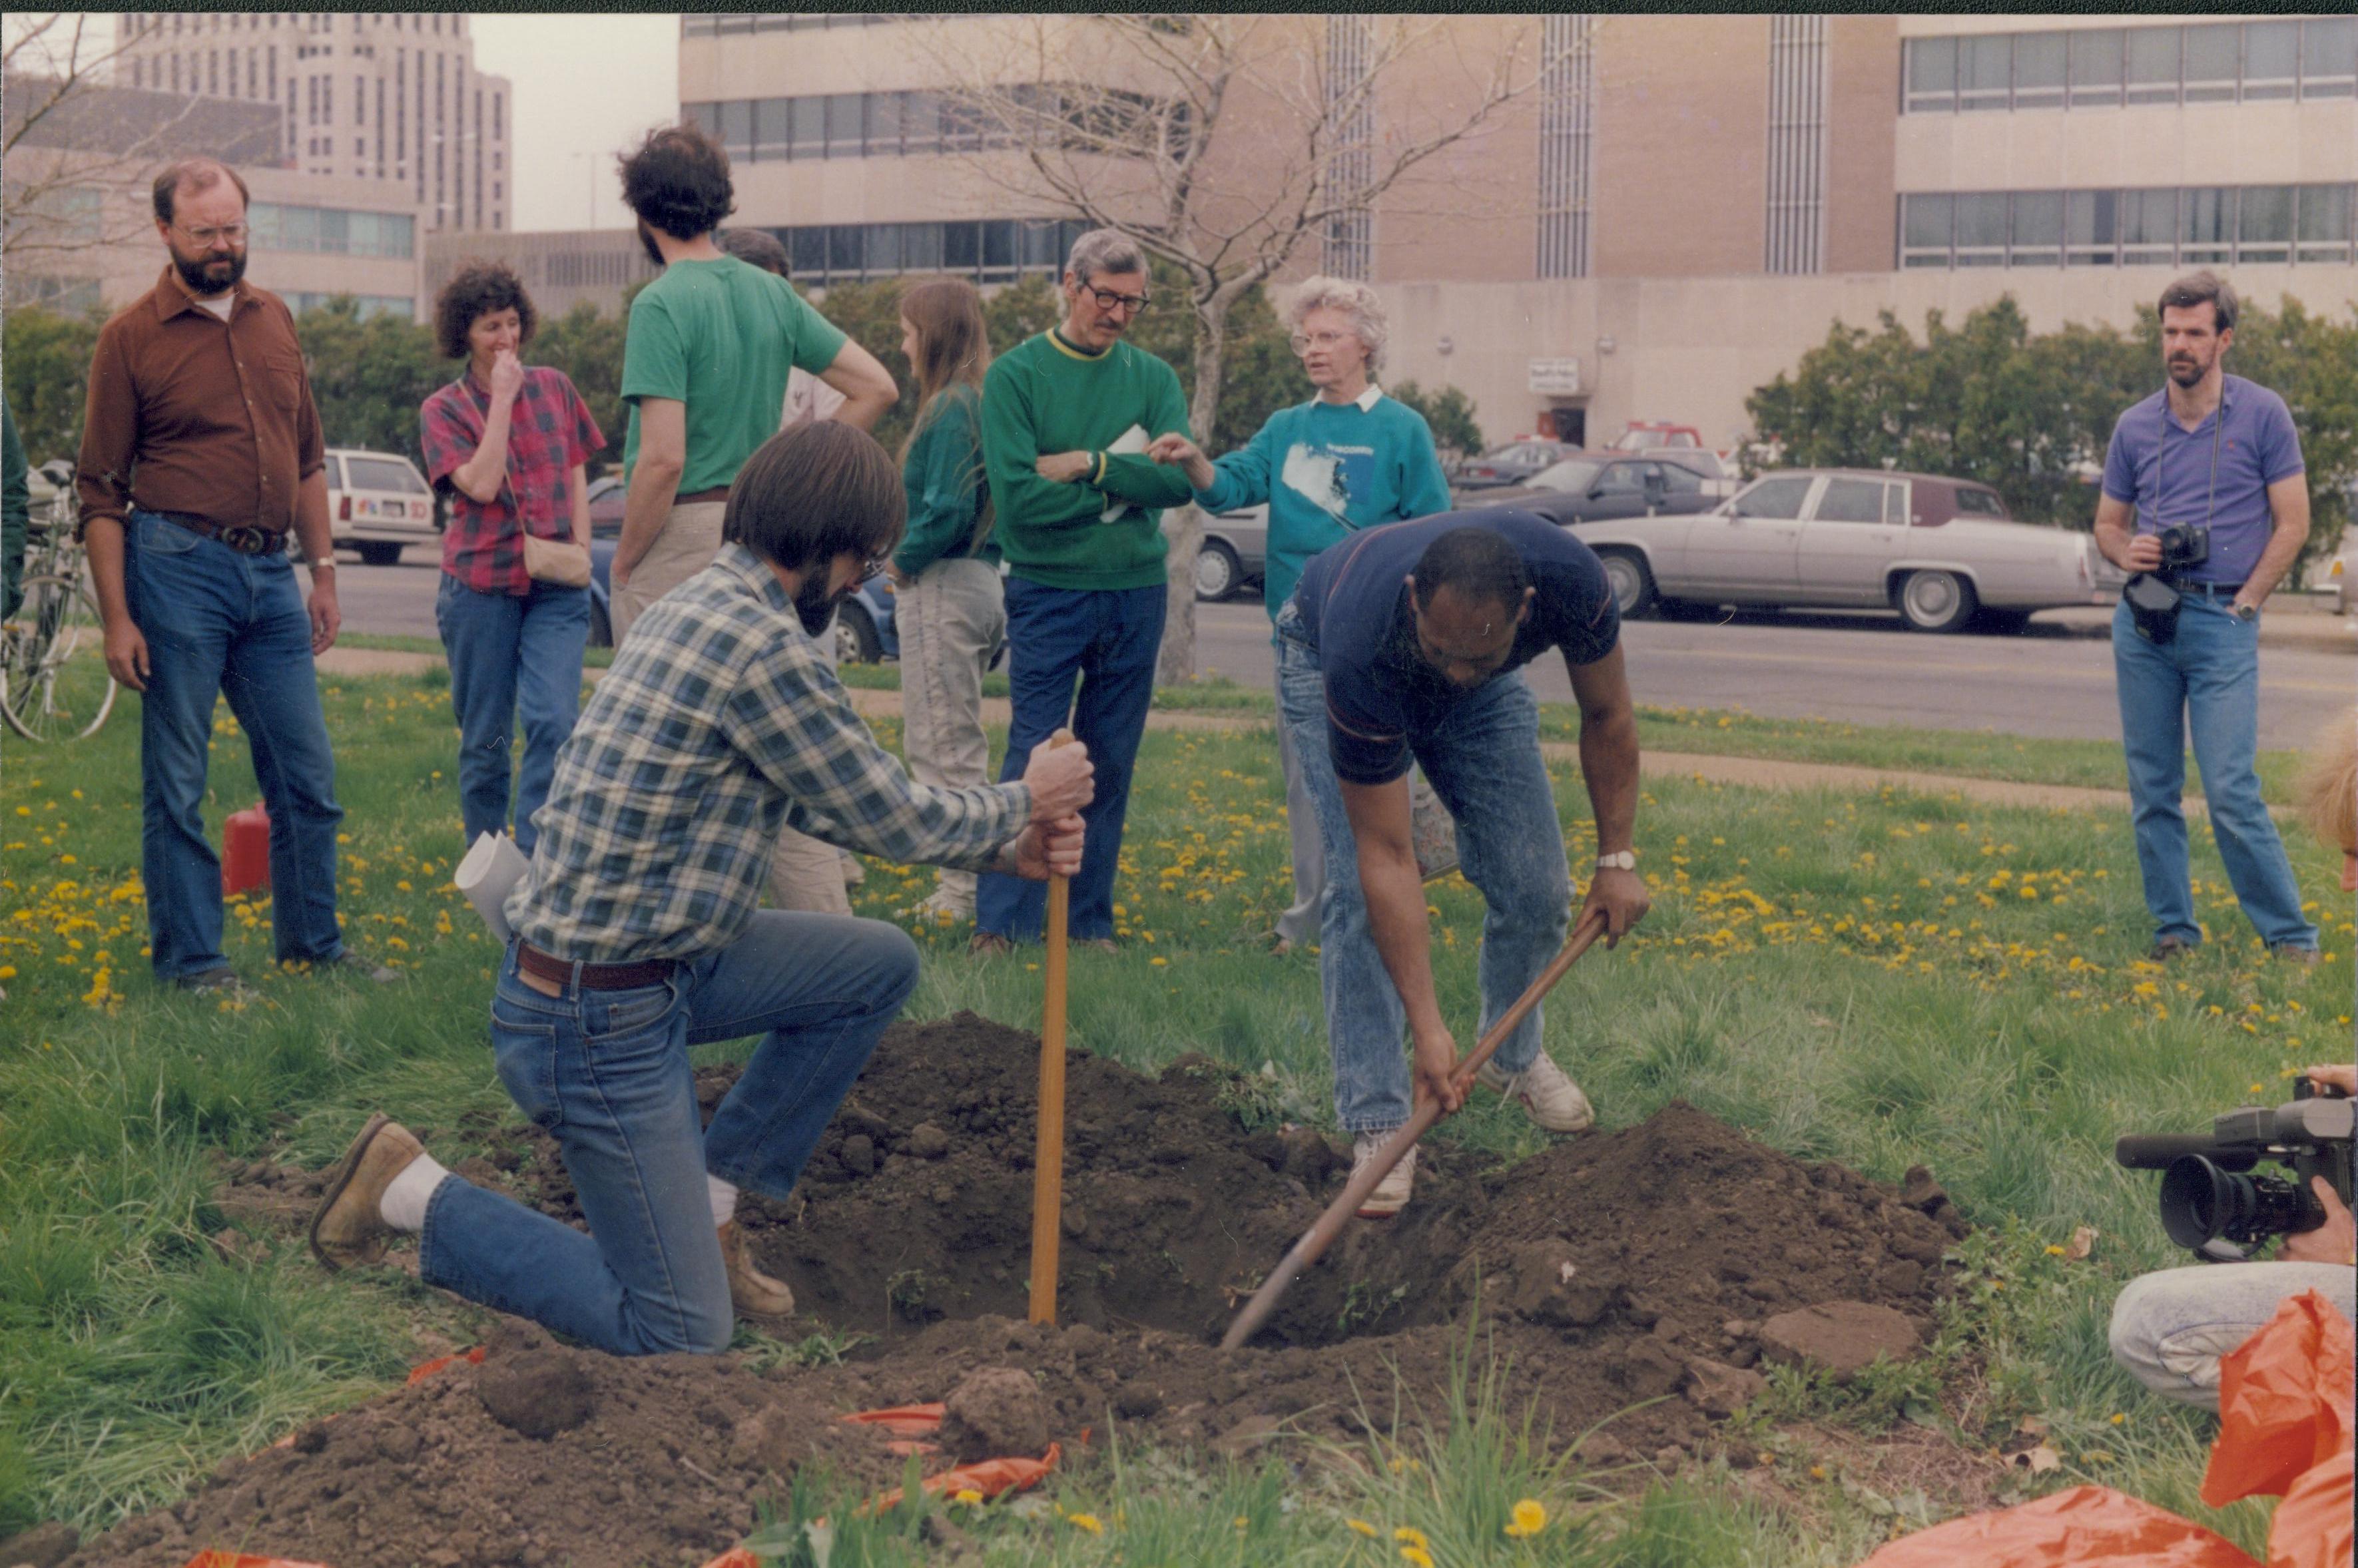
[356,541,404,567]
[1896,569,1977,634]
[1597,549,1659,619]
[1193,540,1241,603]
[589,599,613,651]
[836,602,883,664]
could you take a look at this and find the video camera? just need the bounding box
[2116,1077,2354,1262]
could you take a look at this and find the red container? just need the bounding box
[221,804,271,898]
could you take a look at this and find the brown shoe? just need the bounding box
[308,1113,424,1272]
[719,1220,795,1316]
[969,932,1014,958]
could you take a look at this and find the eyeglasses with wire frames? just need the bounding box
[173,221,250,248]
[1289,329,1357,354]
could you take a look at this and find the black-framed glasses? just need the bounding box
[1083,283,1150,316]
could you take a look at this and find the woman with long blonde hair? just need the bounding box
[890,278,1003,923]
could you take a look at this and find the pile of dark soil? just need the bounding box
[57,1013,1968,1568]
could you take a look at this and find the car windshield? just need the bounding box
[1480,443,1548,467]
[1528,459,1604,493]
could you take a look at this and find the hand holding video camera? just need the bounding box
[2116,1068,2355,1264]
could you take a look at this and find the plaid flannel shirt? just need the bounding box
[420,366,605,595]
[509,543,1032,962]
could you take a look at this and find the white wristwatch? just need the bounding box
[1596,850,1637,872]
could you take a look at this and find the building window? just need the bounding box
[1765,14,1828,274]
[1899,184,2355,268]
[1907,19,2358,112]
[284,293,415,323]
[1536,13,1594,280]
[249,202,417,259]
[762,218,1084,288]
[1323,15,1375,280]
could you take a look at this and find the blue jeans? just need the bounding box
[435,573,590,855]
[1275,615,1571,1133]
[420,912,919,1356]
[2109,1262,2354,1411]
[976,577,1165,943]
[124,510,346,981]
[2112,596,2315,951]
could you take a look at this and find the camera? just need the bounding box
[2116,1077,2353,1262]
[2155,523,2211,573]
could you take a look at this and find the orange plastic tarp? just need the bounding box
[864,1441,1061,1516]
[182,1555,338,1568]
[840,1402,947,1437]
[2202,1289,2353,1568]
[1858,1289,2354,1568]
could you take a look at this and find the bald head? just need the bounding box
[152,158,250,226]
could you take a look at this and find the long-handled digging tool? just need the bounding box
[1029,730,1077,1326]
[1220,909,1609,1350]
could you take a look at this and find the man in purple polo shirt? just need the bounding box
[2092,270,2316,964]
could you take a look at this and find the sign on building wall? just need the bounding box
[1528,358,1582,395]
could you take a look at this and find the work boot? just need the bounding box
[308,950,402,983]
[1478,1052,1596,1133]
[916,889,972,924]
[174,966,256,999]
[2150,935,2200,962]
[970,932,1014,958]
[1351,1133,1416,1218]
[719,1221,795,1316]
[2269,943,2321,967]
[309,1113,425,1272]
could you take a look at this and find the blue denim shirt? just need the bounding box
[2100,375,2305,586]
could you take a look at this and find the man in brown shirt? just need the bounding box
[77,157,390,992]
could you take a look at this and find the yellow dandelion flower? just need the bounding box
[1394,1527,1429,1550]
[1066,1513,1104,1536]
[952,1488,983,1505]
[1401,1549,1434,1568]
[1505,1498,1548,1537]
[1348,1519,1379,1539]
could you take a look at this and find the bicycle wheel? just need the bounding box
[1,573,121,742]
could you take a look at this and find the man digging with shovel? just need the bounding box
[1277,513,1649,1216]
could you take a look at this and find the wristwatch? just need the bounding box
[1596,850,1637,872]
[2231,600,2257,623]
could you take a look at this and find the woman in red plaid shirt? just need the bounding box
[420,262,607,855]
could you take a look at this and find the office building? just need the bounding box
[114,11,511,234]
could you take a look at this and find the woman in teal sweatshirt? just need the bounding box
[1149,275,1457,949]
[888,278,1003,923]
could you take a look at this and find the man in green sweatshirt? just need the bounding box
[972,229,1193,951]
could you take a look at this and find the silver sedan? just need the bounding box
[1568,468,2125,633]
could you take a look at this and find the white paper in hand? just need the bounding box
[453,831,528,942]
[1100,424,1149,523]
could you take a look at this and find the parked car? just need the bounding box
[585,472,627,535]
[326,447,436,565]
[1192,504,1269,602]
[1562,467,2125,633]
[1469,455,1723,529]
[1604,421,1705,451]
[1452,439,1577,491]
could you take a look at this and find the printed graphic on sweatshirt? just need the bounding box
[1282,441,1378,523]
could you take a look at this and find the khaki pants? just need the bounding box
[613,495,850,915]
[898,558,1006,915]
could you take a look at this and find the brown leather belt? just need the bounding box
[156,511,291,557]
[517,941,677,991]
[675,486,730,506]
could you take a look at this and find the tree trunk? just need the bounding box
[1157,302,1229,686]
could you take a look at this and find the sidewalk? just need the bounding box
[316,645,2166,816]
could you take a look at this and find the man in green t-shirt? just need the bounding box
[972,229,1194,953]
[610,125,896,643]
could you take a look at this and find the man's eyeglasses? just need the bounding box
[174,222,249,247]
[1083,283,1150,316]
[1289,330,1355,354]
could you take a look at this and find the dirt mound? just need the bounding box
[67,1013,1966,1568]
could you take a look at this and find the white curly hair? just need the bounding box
[1285,274,1388,376]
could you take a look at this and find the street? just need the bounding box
[333,552,2352,750]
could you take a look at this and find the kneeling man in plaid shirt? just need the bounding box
[308,422,1095,1356]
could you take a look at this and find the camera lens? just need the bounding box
[2160,1155,2315,1248]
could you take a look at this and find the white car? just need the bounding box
[326,447,436,565]
[1572,467,2125,633]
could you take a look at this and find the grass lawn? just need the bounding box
[1,666,2349,1563]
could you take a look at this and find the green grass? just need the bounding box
[1,672,2347,1558]
[335,631,613,668]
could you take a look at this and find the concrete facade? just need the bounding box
[5,75,426,320]
[113,11,512,234]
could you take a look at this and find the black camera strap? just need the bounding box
[2155,385,2225,544]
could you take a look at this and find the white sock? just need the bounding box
[708,1175,738,1229]
[378,1153,451,1233]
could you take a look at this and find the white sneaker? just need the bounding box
[1351,1133,1417,1218]
[1477,1053,1594,1133]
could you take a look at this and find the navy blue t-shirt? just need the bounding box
[1289,509,1620,785]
